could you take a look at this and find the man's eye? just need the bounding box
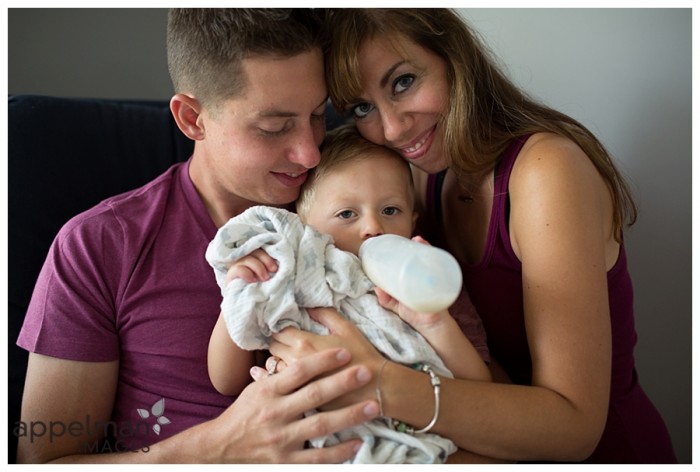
[352,102,374,119]
[259,128,286,137]
[259,120,292,136]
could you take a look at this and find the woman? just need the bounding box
[269,9,676,463]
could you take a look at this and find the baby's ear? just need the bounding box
[412,211,420,229]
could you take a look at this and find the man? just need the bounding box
[16,9,378,463]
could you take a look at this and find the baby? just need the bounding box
[205,125,490,463]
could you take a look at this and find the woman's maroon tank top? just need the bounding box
[425,136,676,463]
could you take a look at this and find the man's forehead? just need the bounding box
[232,51,327,117]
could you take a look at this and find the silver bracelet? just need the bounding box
[412,363,441,434]
[380,362,442,435]
[375,358,389,417]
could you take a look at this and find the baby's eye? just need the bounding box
[394,74,415,94]
[382,207,400,216]
[352,102,374,119]
[337,210,356,219]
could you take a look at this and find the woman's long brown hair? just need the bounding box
[323,9,637,240]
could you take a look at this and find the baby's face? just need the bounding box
[303,153,416,255]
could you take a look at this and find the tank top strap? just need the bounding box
[424,135,531,253]
[494,135,530,194]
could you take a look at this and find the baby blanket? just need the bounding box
[205,205,457,463]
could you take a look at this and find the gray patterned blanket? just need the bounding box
[205,205,456,463]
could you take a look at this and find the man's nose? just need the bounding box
[288,126,322,169]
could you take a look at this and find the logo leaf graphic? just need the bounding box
[151,398,165,416]
[153,424,161,435]
[136,408,150,419]
[157,416,171,425]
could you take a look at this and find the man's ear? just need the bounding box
[170,93,205,140]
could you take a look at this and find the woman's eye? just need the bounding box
[337,210,355,219]
[394,74,415,94]
[352,102,374,119]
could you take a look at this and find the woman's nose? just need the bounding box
[380,107,408,143]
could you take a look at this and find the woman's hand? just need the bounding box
[269,307,385,409]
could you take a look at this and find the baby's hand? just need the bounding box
[374,286,450,331]
[226,248,279,285]
[375,234,451,329]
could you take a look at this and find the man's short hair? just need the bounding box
[167,9,323,110]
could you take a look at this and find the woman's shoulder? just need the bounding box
[518,132,587,164]
[511,132,599,191]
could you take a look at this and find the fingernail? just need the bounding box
[363,401,380,417]
[336,349,351,362]
[356,366,371,383]
[250,366,264,381]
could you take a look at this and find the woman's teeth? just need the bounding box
[405,135,429,153]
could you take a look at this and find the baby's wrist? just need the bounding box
[407,310,452,332]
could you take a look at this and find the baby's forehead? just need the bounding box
[330,148,411,178]
[317,152,416,205]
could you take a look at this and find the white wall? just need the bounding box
[8,8,692,463]
[457,8,692,463]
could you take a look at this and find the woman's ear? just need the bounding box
[170,93,205,140]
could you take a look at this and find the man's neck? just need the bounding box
[188,154,258,228]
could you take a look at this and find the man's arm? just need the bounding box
[17,353,119,463]
[17,349,379,463]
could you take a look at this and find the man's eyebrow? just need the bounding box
[257,96,330,118]
[257,110,297,118]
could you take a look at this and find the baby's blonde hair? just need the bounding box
[296,124,414,220]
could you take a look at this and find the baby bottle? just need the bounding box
[359,234,462,312]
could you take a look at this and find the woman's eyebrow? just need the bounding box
[380,60,406,88]
[346,61,406,107]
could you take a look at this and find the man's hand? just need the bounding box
[196,347,380,463]
[269,308,385,410]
